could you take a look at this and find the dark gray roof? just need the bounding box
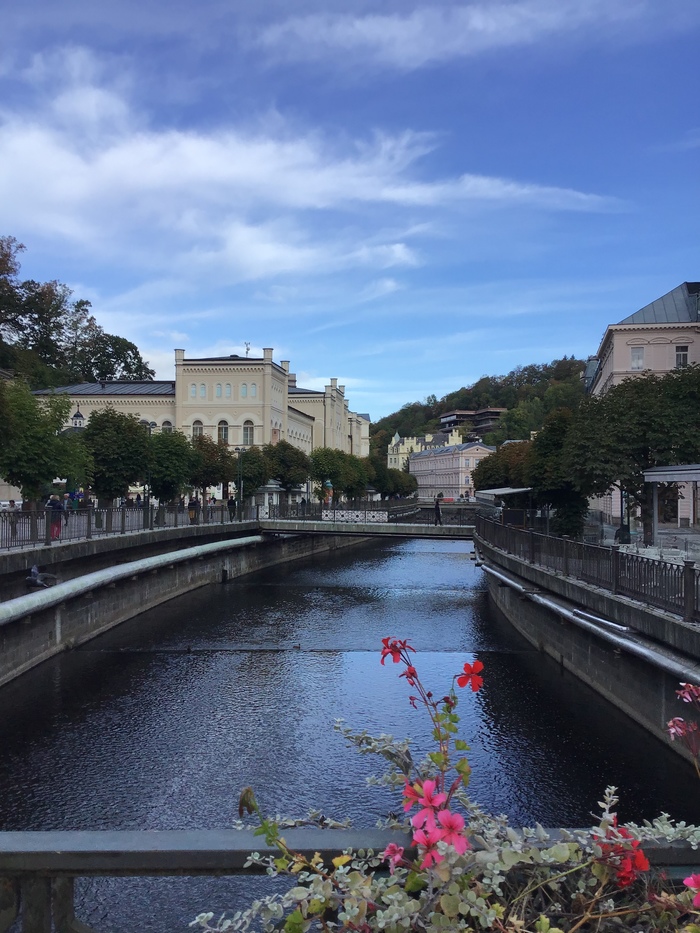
[34,381,175,397]
[357,413,371,421]
[289,388,323,396]
[619,282,700,325]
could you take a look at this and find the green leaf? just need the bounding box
[454,740,469,751]
[439,894,461,918]
[405,871,427,893]
[283,909,306,933]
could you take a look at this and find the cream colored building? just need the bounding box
[35,349,370,457]
[587,282,700,526]
[409,442,495,500]
[387,428,463,470]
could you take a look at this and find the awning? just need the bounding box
[642,465,700,483]
[475,486,532,502]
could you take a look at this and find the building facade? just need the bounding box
[35,349,370,458]
[409,442,495,500]
[386,428,463,470]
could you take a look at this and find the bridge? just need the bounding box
[260,518,473,539]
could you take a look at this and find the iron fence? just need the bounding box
[476,515,700,624]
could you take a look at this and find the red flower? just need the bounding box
[436,808,470,855]
[381,843,405,875]
[400,665,418,686]
[684,873,700,908]
[380,637,415,665]
[457,660,484,692]
[412,827,444,869]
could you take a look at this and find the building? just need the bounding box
[34,349,370,457]
[387,428,463,470]
[438,408,507,436]
[409,442,496,500]
[586,282,700,527]
[587,282,700,397]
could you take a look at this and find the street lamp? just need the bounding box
[140,420,158,518]
[234,447,244,520]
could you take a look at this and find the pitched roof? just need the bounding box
[619,282,700,325]
[34,381,175,397]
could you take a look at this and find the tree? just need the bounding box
[150,431,193,502]
[263,440,310,493]
[83,409,151,503]
[567,366,700,541]
[236,446,271,499]
[472,442,530,493]
[190,436,230,494]
[72,332,156,382]
[0,380,92,503]
[309,448,370,501]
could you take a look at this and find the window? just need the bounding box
[216,384,222,398]
[225,383,232,398]
[162,421,173,434]
[243,420,254,445]
[676,345,689,368]
[192,420,203,438]
[250,383,257,398]
[630,347,644,371]
[190,384,196,398]
[200,383,206,398]
[218,420,229,444]
[241,383,247,398]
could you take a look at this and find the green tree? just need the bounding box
[263,440,310,493]
[190,436,229,494]
[0,380,91,503]
[72,332,155,382]
[567,367,700,541]
[472,442,530,493]
[83,409,151,503]
[236,446,271,499]
[150,431,193,502]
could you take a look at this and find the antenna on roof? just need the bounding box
[245,342,250,357]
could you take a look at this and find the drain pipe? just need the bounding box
[481,563,700,683]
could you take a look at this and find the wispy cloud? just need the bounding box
[254,0,699,71]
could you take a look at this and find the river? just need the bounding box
[1,538,698,930]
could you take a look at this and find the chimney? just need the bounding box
[339,385,345,395]
[288,373,297,388]
[263,348,273,361]
[281,360,290,372]
[330,377,338,389]
[175,349,185,363]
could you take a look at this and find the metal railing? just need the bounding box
[476,515,700,624]
[0,827,697,933]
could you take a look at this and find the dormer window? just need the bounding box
[71,409,85,428]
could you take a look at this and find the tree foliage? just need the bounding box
[0,236,154,387]
[150,431,194,502]
[0,380,92,502]
[236,446,272,497]
[263,440,310,492]
[83,409,152,503]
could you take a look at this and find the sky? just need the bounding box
[1,1,698,420]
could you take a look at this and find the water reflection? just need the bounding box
[0,538,698,930]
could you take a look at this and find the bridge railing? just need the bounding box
[0,827,697,933]
[476,515,700,624]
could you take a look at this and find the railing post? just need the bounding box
[174,506,178,528]
[562,535,569,576]
[30,511,38,544]
[528,528,535,564]
[44,511,51,547]
[683,559,695,623]
[20,878,51,933]
[611,545,620,595]
[121,506,127,535]
[86,507,92,539]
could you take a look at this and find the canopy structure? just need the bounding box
[474,486,532,504]
[642,465,700,541]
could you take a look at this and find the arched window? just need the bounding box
[216,384,222,398]
[218,420,229,444]
[162,421,173,434]
[250,383,257,398]
[225,383,232,398]
[190,384,196,398]
[192,420,203,438]
[243,420,254,445]
[241,383,247,398]
[199,384,206,398]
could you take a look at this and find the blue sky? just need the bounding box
[2,1,698,419]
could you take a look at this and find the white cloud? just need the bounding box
[254,0,700,70]
[358,278,404,301]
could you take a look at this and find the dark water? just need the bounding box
[1,538,698,930]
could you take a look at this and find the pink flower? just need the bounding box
[457,660,484,692]
[437,808,470,856]
[685,873,700,908]
[402,781,422,812]
[677,683,700,705]
[412,827,444,869]
[668,717,687,739]
[382,843,405,875]
[410,779,447,829]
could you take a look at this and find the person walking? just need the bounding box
[434,496,443,526]
[227,495,236,521]
[46,494,64,541]
[8,500,19,539]
[63,493,72,526]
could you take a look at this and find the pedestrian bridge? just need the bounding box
[260,519,474,539]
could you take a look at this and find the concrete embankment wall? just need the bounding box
[476,535,700,765]
[0,532,370,690]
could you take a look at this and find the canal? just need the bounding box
[1,537,698,930]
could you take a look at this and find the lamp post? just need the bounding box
[235,447,244,520]
[140,420,158,526]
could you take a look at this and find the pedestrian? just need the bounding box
[227,495,236,521]
[136,493,142,508]
[300,496,307,517]
[46,494,63,541]
[434,496,443,526]
[63,492,71,525]
[8,499,19,539]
